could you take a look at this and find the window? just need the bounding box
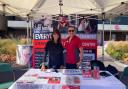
[126,35,128,40]
[112,34,116,41]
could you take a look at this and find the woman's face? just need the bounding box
[81,19,85,24]
[53,33,59,41]
[68,27,75,37]
[22,47,31,61]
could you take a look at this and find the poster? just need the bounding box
[32,16,52,68]
[16,45,32,65]
[77,16,97,34]
[62,86,80,89]
[32,15,97,68]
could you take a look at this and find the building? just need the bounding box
[1,15,128,41]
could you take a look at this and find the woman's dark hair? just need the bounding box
[68,25,76,30]
[51,29,61,43]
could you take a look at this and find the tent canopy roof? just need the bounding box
[0,0,128,18]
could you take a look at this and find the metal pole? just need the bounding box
[109,18,112,41]
[75,14,77,28]
[59,0,63,15]
[29,19,33,44]
[27,15,29,44]
[2,4,6,16]
[102,13,105,61]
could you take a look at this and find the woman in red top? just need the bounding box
[64,26,83,69]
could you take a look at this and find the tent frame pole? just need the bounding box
[2,4,6,16]
[102,12,105,61]
[26,14,29,44]
[29,18,33,44]
[75,14,78,28]
[109,18,112,41]
[59,0,63,15]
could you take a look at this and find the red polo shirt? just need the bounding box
[65,35,82,64]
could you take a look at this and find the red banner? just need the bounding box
[32,40,48,49]
[81,40,97,49]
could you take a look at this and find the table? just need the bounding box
[9,69,126,89]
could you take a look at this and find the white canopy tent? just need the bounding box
[0,0,38,17]
[0,0,128,18]
[0,0,128,60]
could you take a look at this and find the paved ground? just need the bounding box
[97,46,125,71]
[97,46,128,86]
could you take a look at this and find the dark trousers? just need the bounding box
[66,63,77,69]
[49,64,61,69]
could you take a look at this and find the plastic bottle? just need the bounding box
[93,66,100,79]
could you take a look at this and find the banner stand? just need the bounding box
[102,13,105,61]
[16,45,32,69]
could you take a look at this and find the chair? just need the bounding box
[127,85,128,89]
[120,67,128,86]
[106,64,119,79]
[120,67,128,79]
[0,63,15,89]
[122,67,128,76]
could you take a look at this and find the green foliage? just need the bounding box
[0,39,17,55]
[0,38,28,55]
[111,50,123,60]
[0,38,28,63]
[0,47,8,54]
[122,53,128,62]
[106,42,115,55]
[106,41,128,62]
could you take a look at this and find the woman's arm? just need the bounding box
[60,44,65,68]
[41,41,49,70]
[79,47,83,62]
[76,47,83,67]
[41,41,50,63]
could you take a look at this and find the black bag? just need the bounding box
[106,64,119,78]
[90,60,106,70]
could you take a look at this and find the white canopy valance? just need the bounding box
[0,0,128,18]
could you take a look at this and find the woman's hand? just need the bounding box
[76,60,82,68]
[60,65,64,69]
[41,64,46,71]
